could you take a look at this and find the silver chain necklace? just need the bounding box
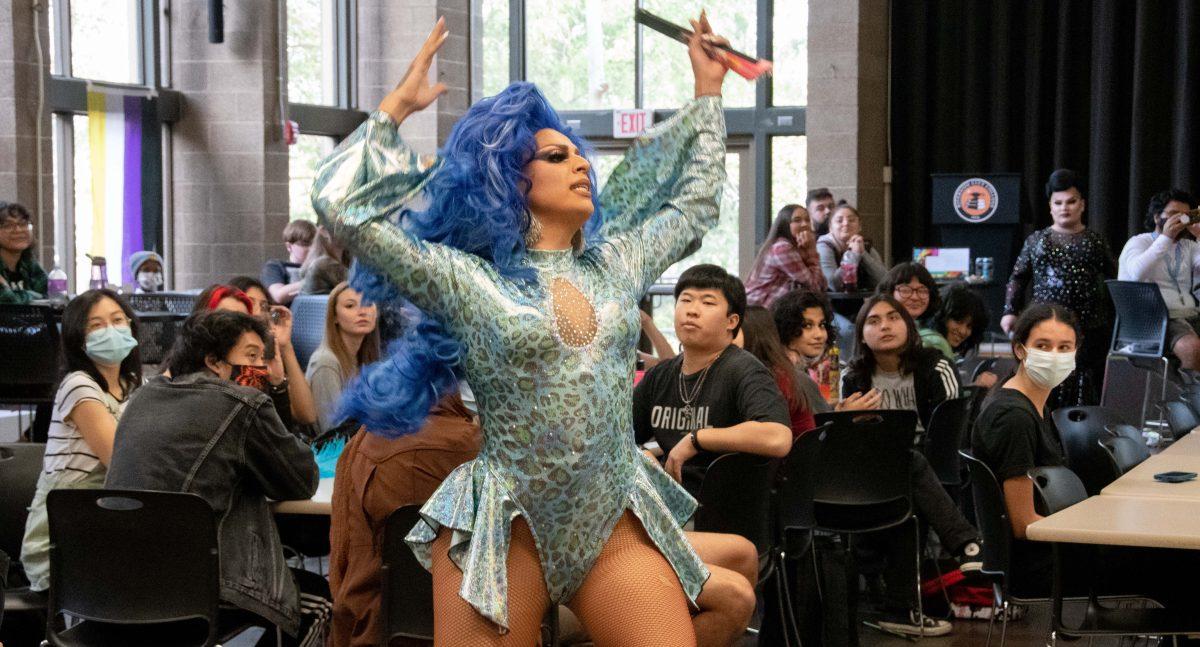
[678,354,717,428]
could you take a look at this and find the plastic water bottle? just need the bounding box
[47,256,68,301]
[826,345,841,405]
[87,255,108,291]
[840,250,860,291]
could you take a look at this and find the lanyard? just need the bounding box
[1153,232,1191,306]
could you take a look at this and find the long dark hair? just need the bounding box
[748,205,804,278]
[847,294,926,377]
[931,283,989,353]
[876,262,941,323]
[741,305,808,411]
[60,289,143,397]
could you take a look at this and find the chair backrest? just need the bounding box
[1028,465,1088,516]
[960,450,1011,580]
[0,443,45,560]
[1160,399,1199,438]
[1106,280,1169,359]
[923,396,973,486]
[1180,390,1200,420]
[774,424,830,538]
[1098,436,1151,478]
[290,295,329,372]
[0,305,61,391]
[1050,405,1131,495]
[46,489,219,643]
[810,410,916,532]
[694,452,777,555]
[1104,423,1143,444]
[382,505,434,642]
[127,292,199,316]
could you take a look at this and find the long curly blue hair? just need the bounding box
[337,82,605,437]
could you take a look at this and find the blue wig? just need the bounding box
[338,82,604,438]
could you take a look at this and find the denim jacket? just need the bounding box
[106,372,319,635]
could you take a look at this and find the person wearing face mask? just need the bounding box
[127,250,165,294]
[1001,169,1116,406]
[106,310,325,645]
[19,289,143,592]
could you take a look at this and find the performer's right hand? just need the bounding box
[379,17,449,124]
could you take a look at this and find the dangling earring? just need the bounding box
[524,211,543,248]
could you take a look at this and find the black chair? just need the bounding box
[290,295,328,371]
[1027,466,1198,643]
[694,451,776,555]
[126,291,200,315]
[1050,406,1132,495]
[1159,399,1198,439]
[45,489,220,646]
[922,396,972,488]
[1180,389,1200,425]
[381,505,434,644]
[1104,280,1172,428]
[1097,436,1151,479]
[1104,423,1144,444]
[0,305,61,439]
[0,443,48,620]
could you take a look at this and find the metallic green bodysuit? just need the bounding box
[311,96,726,630]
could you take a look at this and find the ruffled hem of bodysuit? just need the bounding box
[405,453,710,632]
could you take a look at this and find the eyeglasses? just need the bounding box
[895,286,929,298]
[0,221,32,233]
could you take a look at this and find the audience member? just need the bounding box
[806,187,835,237]
[299,225,350,296]
[744,204,826,307]
[877,262,954,360]
[229,276,274,315]
[1118,189,1200,369]
[632,264,791,495]
[20,289,142,591]
[0,201,47,304]
[263,219,316,306]
[841,294,979,636]
[106,310,326,644]
[638,309,677,369]
[1002,168,1115,406]
[127,250,164,293]
[816,204,886,293]
[194,283,254,314]
[737,305,816,437]
[931,283,995,386]
[329,394,481,647]
[307,282,381,434]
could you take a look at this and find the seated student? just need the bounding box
[737,305,816,437]
[20,289,142,591]
[815,203,886,292]
[0,201,47,304]
[744,204,826,308]
[299,226,350,296]
[877,262,955,360]
[329,394,481,647]
[841,294,980,636]
[806,188,836,237]
[1118,189,1200,370]
[931,282,995,386]
[127,250,164,293]
[106,310,325,645]
[263,219,316,306]
[633,264,793,494]
[306,282,381,434]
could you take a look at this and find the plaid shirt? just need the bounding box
[746,240,827,307]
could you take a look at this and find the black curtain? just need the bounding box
[890,0,1200,262]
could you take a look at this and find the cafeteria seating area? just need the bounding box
[3,1,1200,646]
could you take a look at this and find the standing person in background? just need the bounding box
[263,219,316,306]
[806,188,835,237]
[877,262,955,360]
[0,202,47,304]
[127,251,164,294]
[299,226,351,296]
[1001,169,1115,406]
[745,204,826,307]
[306,282,381,434]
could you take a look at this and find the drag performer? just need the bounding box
[312,14,731,645]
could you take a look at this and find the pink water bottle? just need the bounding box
[840,250,859,291]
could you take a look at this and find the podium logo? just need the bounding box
[953,178,999,223]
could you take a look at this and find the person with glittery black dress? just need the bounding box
[1001,169,1116,406]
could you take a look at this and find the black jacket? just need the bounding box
[106,372,318,635]
[841,347,961,429]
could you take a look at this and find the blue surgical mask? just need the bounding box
[85,325,138,366]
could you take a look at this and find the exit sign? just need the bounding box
[613,109,654,138]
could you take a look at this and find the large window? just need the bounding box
[57,0,142,83]
[525,0,635,110]
[477,0,511,99]
[287,0,338,105]
[641,0,756,109]
[771,136,807,218]
[772,0,808,106]
[290,135,336,222]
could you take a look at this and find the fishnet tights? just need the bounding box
[431,512,697,646]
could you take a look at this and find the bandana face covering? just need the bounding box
[229,363,271,393]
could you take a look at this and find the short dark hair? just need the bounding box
[1045,168,1086,200]
[60,289,143,395]
[931,283,990,353]
[0,201,32,224]
[876,262,942,323]
[1144,189,1196,231]
[848,294,926,376]
[772,288,836,348]
[805,188,833,207]
[166,310,273,377]
[674,264,747,337]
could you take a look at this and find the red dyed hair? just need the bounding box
[205,285,254,313]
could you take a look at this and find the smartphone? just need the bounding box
[1153,471,1198,483]
[269,308,283,324]
[1184,209,1200,225]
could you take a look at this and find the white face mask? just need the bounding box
[136,271,163,291]
[1022,346,1076,389]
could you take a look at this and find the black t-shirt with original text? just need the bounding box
[633,345,791,493]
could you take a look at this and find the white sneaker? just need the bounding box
[876,610,953,637]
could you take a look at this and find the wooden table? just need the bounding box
[1026,495,1200,550]
[272,477,334,515]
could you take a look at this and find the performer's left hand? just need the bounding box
[688,10,730,98]
[665,435,699,483]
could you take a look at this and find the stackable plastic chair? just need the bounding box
[922,396,973,489]
[1103,280,1172,428]
[1051,406,1131,495]
[381,506,434,644]
[1097,435,1151,480]
[289,294,328,372]
[0,443,48,619]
